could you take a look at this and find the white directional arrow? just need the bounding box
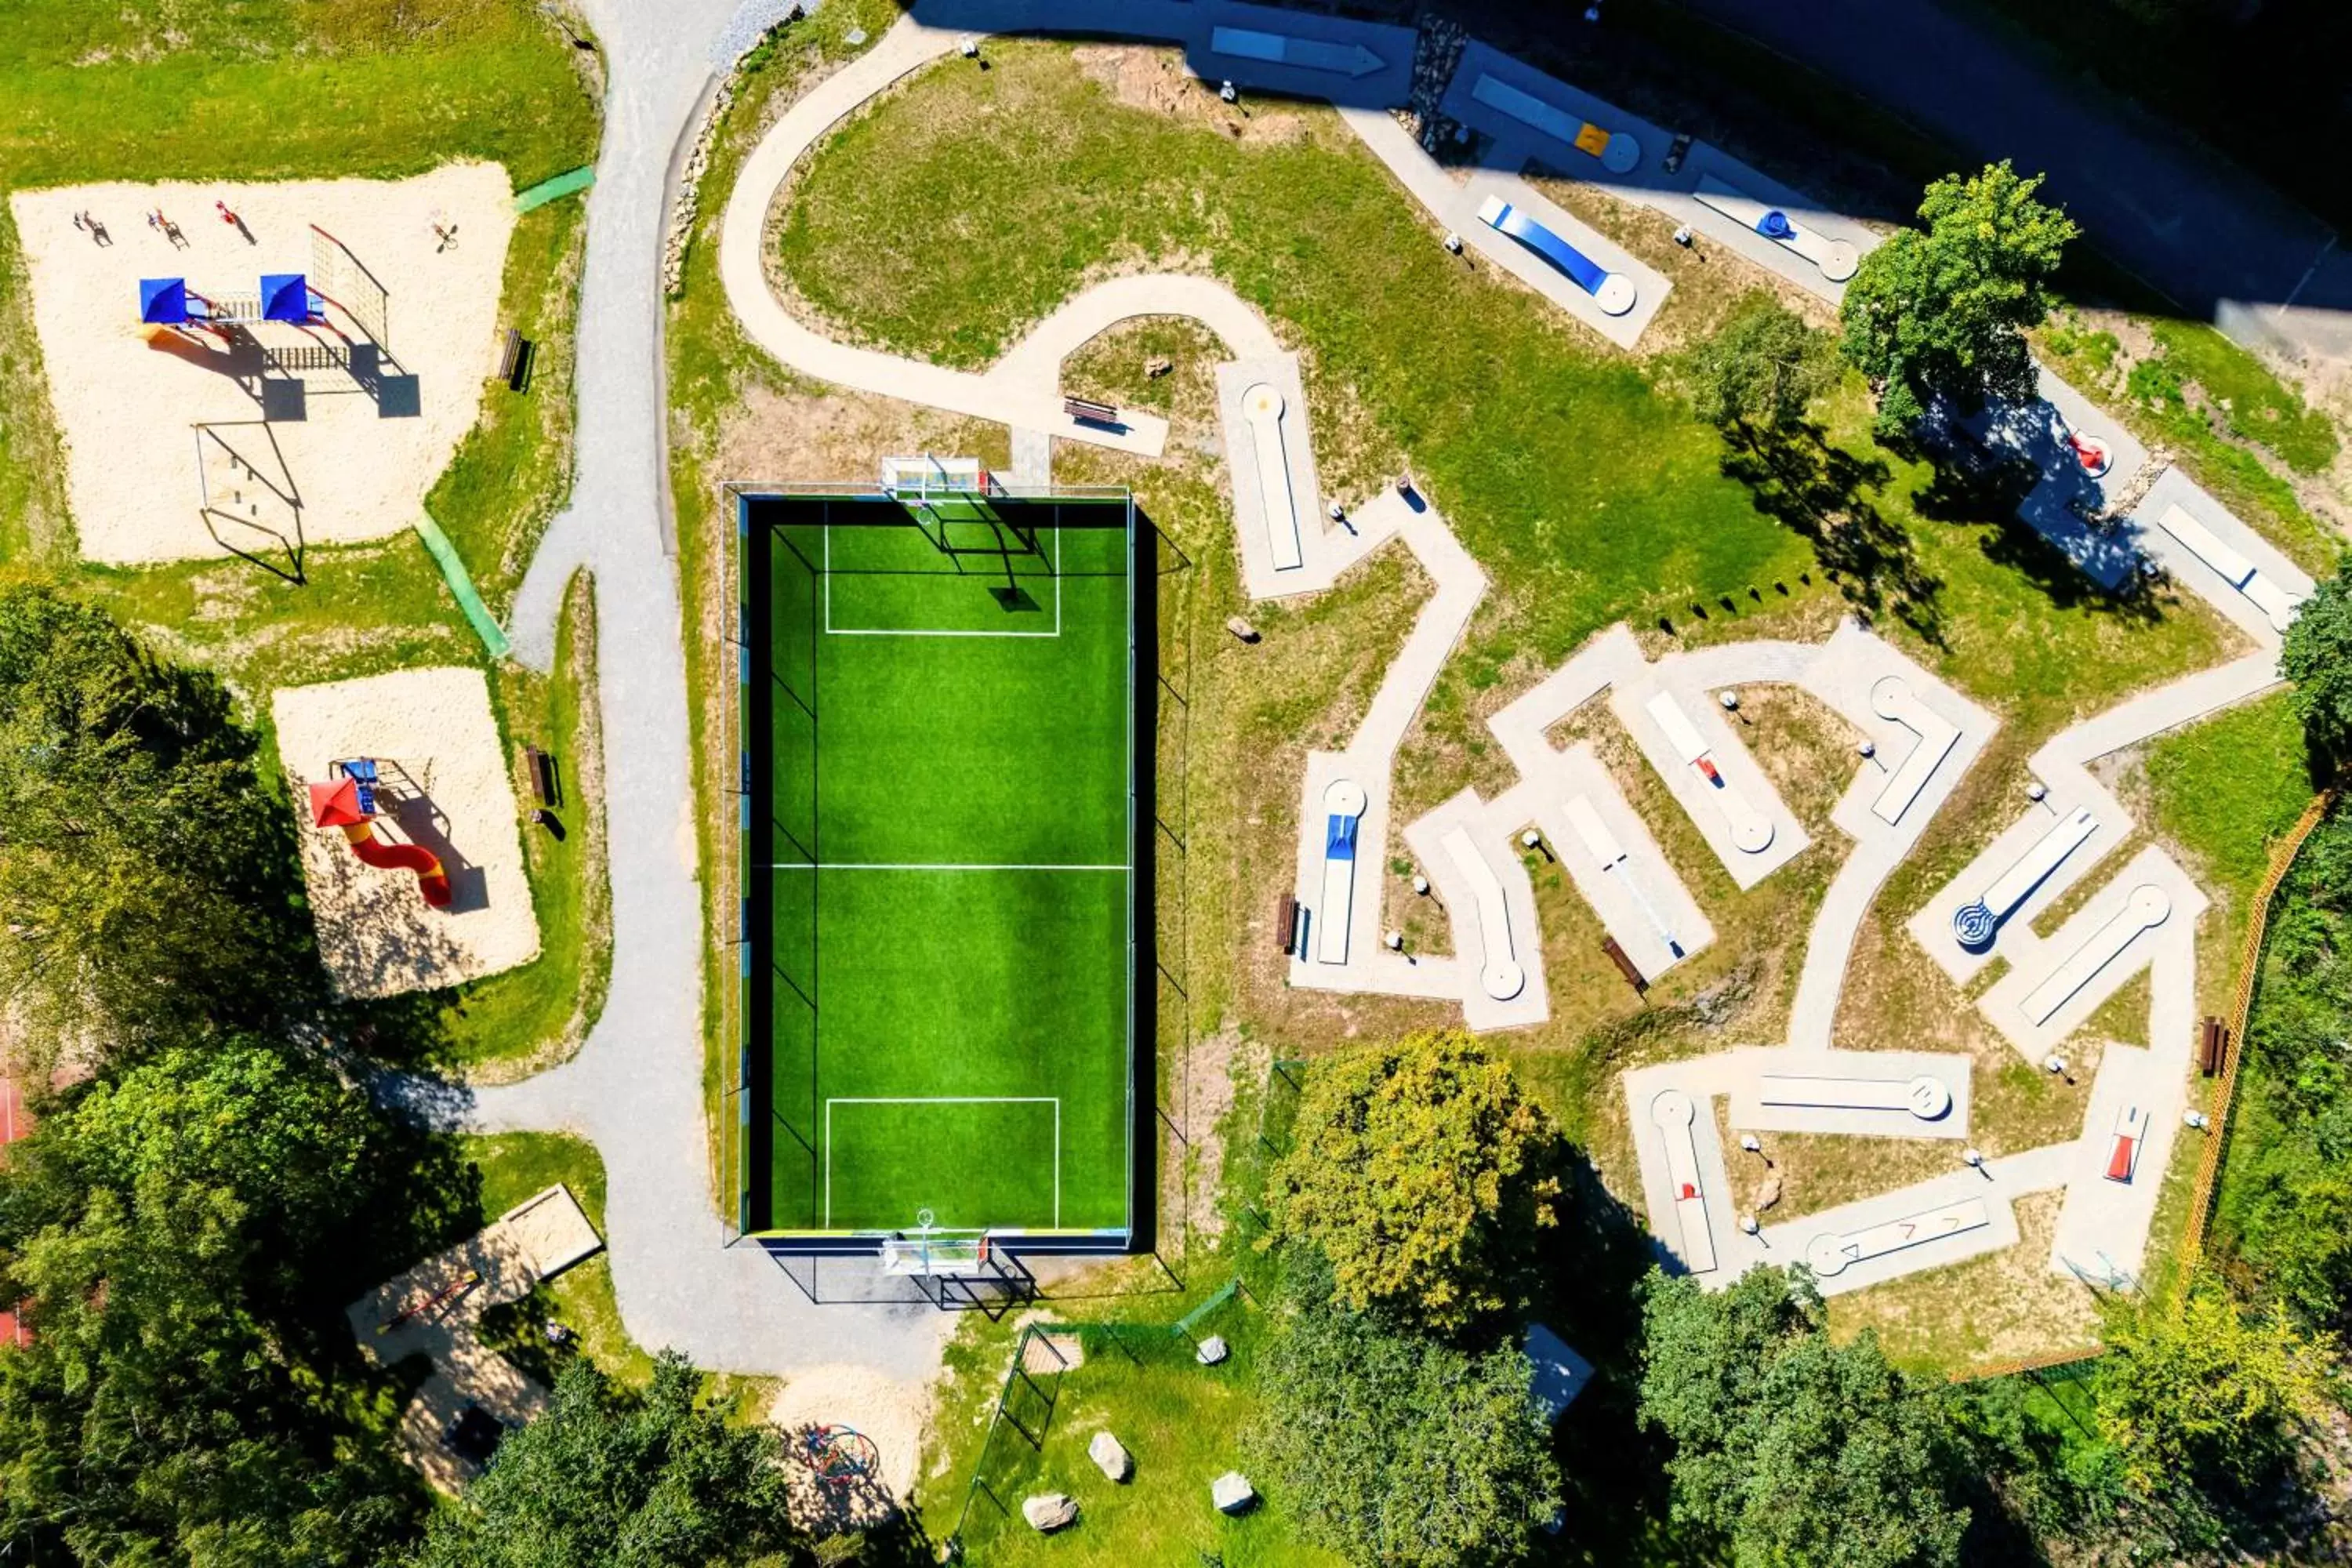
[1210,26,1386,78]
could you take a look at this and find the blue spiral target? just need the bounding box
[1951,901,1998,949]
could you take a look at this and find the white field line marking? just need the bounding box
[822,522,1063,637]
[823,1096,1062,1229]
[774,862,1127,871]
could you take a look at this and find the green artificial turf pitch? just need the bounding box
[742,495,1138,1240]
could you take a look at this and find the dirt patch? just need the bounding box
[769,1363,934,1534]
[1167,1022,1254,1248]
[13,165,514,564]
[1828,1191,2101,1371]
[709,379,1010,482]
[1070,45,1308,145]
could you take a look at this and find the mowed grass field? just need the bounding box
[749,499,1135,1236]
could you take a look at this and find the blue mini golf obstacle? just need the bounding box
[1475,194,1637,318]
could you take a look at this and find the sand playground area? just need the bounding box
[272,665,539,999]
[769,1363,933,1532]
[9,162,514,567]
[347,1183,604,1492]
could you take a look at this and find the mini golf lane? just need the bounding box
[1951,804,2099,950]
[1645,690,1773,853]
[2022,883,2170,1027]
[1693,174,1860,281]
[1867,675,1960,826]
[1315,779,1367,964]
[1806,1198,1990,1279]
[1650,1091,1718,1275]
[1242,383,1304,572]
[1440,824,1526,1001]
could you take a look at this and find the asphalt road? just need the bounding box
[1666,0,2351,351]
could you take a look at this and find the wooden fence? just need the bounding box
[2171,786,2340,1297]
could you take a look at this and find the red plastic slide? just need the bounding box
[347,824,452,908]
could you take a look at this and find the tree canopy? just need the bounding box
[1682,296,1842,432]
[2097,1292,2332,1501]
[1639,1266,1966,1568]
[2280,567,2352,760]
[0,584,318,1054]
[0,1038,424,1565]
[408,1353,808,1568]
[1264,1029,1563,1334]
[1247,1300,1560,1568]
[1838,162,2078,434]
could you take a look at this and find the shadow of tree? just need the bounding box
[1719,419,1948,648]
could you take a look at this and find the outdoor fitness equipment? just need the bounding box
[308,757,452,909]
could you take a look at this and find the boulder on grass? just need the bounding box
[1022,1492,1079,1533]
[1211,1472,1257,1515]
[1089,1430,1133,1483]
[1195,1334,1229,1366]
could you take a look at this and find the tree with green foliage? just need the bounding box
[0,1040,423,1564]
[1264,1029,1563,1334]
[408,1353,808,1568]
[0,585,318,1054]
[2280,567,2352,760]
[1839,162,2078,435]
[1247,1301,1560,1568]
[1682,296,1842,432]
[1639,1265,1966,1568]
[2096,1292,2332,1500]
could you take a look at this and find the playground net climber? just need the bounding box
[308,758,452,909]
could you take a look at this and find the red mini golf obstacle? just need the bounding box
[308,758,452,909]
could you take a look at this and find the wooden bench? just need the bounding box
[498,328,535,393]
[524,745,563,809]
[1601,936,1648,996]
[1276,894,1300,956]
[2198,1015,2227,1076]
[1062,395,1119,426]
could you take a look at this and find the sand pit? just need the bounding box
[9,163,514,565]
[769,1364,933,1531]
[273,666,539,998]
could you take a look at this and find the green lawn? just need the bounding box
[466,1130,654,1388]
[2143,691,2319,895]
[0,0,608,1075]
[923,1288,1346,1568]
[749,500,1135,1238]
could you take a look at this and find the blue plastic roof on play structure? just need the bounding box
[260,273,318,323]
[138,277,189,325]
[1477,196,1610,296]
